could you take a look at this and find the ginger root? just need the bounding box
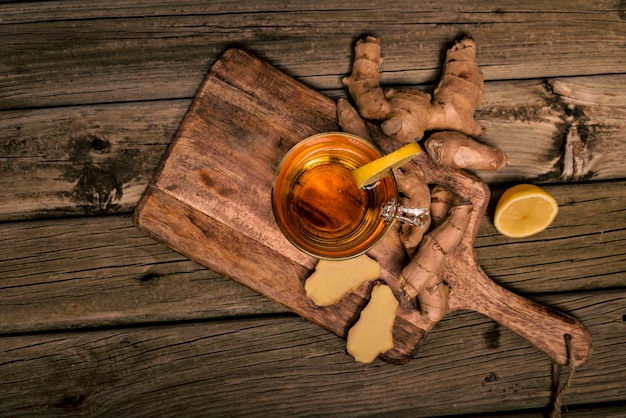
[418,280,450,323]
[429,185,456,227]
[346,283,399,363]
[341,37,391,121]
[343,36,484,143]
[397,186,461,322]
[305,255,381,306]
[395,165,431,258]
[425,131,509,171]
[337,98,372,140]
[399,203,473,300]
[403,203,473,322]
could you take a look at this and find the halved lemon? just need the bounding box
[351,142,422,188]
[494,184,559,238]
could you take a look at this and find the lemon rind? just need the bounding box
[351,142,422,188]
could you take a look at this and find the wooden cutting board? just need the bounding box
[134,48,592,365]
[132,48,424,360]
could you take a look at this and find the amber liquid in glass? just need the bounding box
[272,133,396,259]
[290,157,376,242]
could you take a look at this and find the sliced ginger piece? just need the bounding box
[347,283,399,363]
[305,254,381,306]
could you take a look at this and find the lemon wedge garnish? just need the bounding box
[351,142,422,188]
[494,184,559,238]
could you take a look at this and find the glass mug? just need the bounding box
[271,132,430,260]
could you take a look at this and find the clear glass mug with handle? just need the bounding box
[272,132,429,260]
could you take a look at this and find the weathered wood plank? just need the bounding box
[0,215,288,334]
[429,404,626,418]
[1,75,625,221]
[0,290,623,417]
[3,0,622,24]
[476,76,626,185]
[0,181,623,334]
[0,101,186,219]
[1,1,624,109]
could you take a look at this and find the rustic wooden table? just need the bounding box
[1,1,625,417]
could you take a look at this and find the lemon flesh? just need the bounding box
[351,142,422,188]
[494,184,559,238]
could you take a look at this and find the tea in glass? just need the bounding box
[272,132,397,259]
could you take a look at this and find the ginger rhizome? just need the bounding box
[343,36,485,143]
[410,186,456,322]
[400,203,472,300]
[395,165,431,258]
[429,185,456,227]
[425,131,509,171]
[337,98,372,141]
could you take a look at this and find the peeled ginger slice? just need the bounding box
[347,283,399,363]
[305,254,381,306]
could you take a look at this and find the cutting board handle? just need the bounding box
[456,265,593,367]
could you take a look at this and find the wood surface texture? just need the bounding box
[1,1,624,416]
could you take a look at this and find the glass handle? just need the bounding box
[381,200,430,228]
